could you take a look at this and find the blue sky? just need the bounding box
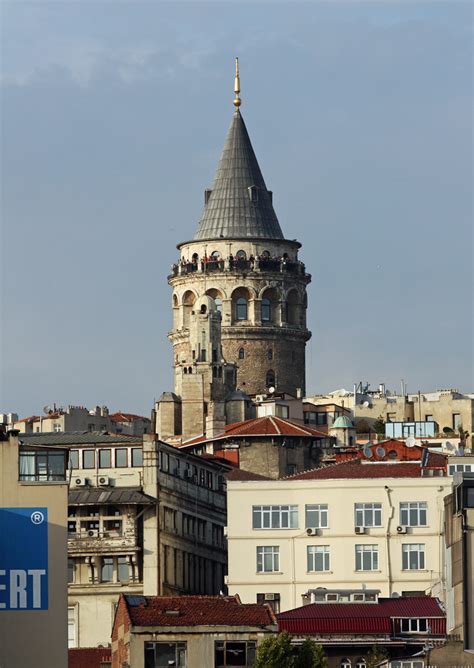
[1,1,472,417]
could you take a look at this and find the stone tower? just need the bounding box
[169,61,311,401]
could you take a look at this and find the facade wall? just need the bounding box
[227,476,449,612]
[0,433,68,668]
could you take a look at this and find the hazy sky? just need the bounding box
[1,1,473,418]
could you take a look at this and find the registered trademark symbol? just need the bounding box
[31,511,45,525]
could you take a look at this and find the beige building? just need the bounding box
[20,432,229,649]
[226,452,449,613]
[111,593,276,668]
[0,428,69,668]
[307,387,474,444]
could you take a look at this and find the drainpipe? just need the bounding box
[384,486,394,596]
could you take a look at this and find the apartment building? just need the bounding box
[20,432,230,648]
[226,450,449,613]
[0,429,69,668]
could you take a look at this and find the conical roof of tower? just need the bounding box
[193,110,284,241]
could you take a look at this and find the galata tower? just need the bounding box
[165,60,311,435]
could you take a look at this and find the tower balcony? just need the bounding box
[169,255,307,279]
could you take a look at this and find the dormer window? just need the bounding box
[248,185,259,203]
[400,618,428,633]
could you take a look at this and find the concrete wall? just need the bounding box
[227,475,449,612]
[0,432,68,668]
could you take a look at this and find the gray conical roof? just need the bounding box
[193,110,284,241]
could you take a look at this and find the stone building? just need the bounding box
[19,432,230,649]
[156,62,311,442]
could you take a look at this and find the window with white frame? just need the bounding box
[307,545,330,572]
[449,463,473,475]
[400,502,427,526]
[390,662,424,668]
[305,504,328,528]
[355,503,382,527]
[340,660,351,668]
[256,546,280,572]
[68,607,77,648]
[402,544,425,570]
[355,660,366,668]
[355,544,379,571]
[400,618,428,633]
[252,505,298,529]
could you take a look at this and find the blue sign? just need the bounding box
[0,508,48,610]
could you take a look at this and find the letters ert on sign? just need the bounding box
[0,508,48,610]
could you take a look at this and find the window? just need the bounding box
[68,559,75,583]
[53,423,61,432]
[425,414,433,422]
[305,504,328,528]
[69,450,79,469]
[307,545,330,572]
[355,503,382,527]
[275,404,289,419]
[266,370,275,387]
[101,557,113,582]
[144,641,187,668]
[452,413,462,429]
[256,593,280,614]
[83,450,95,469]
[98,449,111,468]
[304,412,328,426]
[261,298,271,321]
[355,660,367,668]
[402,544,425,570]
[252,505,298,529]
[236,298,248,320]
[267,348,273,360]
[236,249,247,259]
[341,660,351,668]
[215,640,256,667]
[19,449,67,481]
[68,607,77,648]
[117,556,129,583]
[400,618,428,633]
[238,348,245,359]
[449,463,473,475]
[391,661,424,668]
[355,544,379,571]
[115,448,127,467]
[257,546,280,572]
[131,448,143,467]
[400,502,427,527]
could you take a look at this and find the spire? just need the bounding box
[193,61,284,241]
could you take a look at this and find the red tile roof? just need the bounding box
[17,415,40,423]
[278,597,445,635]
[109,412,149,422]
[69,647,111,667]
[287,457,446,481]
[124,595,276,628]
[181,416,329,448]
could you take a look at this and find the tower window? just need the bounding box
[261,298,271,322]
[266,370,275,388]
[267,349,273,361]
[236,298,248,321]
[239,348,245,359]
[248,185,258,203]
[200,304,207,314]
[236,250,247,259]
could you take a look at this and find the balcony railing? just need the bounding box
[170,257,306,278]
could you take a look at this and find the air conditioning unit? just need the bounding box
[264,593,276,601]
[396,525,407,534]
[74,476,88,487]
[98,476,110,486]
[306,528,321,536]
[355,526,366,535]
[255,395,267,403]
[87,529,99,538]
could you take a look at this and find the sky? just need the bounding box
[1,1,473,418]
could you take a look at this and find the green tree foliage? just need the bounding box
[364,644,389,668]
[254,632,327,668]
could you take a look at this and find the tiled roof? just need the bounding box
[124,594,276,628]
[68,487,155,506]
[20,432,142,446]
[287,458,446,481]
[193,110,284,241]
[109,412,149,422]
[181,416,328,448]
[225,468,271,481]
[17,415,40,423]
[278,597,445,635]
[68,647,111,668]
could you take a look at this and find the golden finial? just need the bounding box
[233,57,241,109]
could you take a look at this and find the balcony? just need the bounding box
[169,256,307,279]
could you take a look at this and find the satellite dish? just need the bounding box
[268,386,275,394]
[445,442,455,452]
[406,436,416,448]
[363,447,373,459]
[43,405,51,415]
[376,446,386,458]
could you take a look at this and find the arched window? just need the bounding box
[341,660,351,668]
[184,368,188,375]
[261,250,270,258]
[192,253,199,263]
[266,370,275,388]
[188,367,193,374]
[211,251,220,258]
[236,250,247,259]
[200,304,207,314]
[261,298,271,322]
[239,348,245,359]
[286,289,299,325]
[267,349,273,361]
[355,660,366,668]
[236,298,248,321]
[214,298,222,313]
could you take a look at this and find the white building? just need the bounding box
[226,451,449,613]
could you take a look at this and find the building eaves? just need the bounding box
[20,432,142,446]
